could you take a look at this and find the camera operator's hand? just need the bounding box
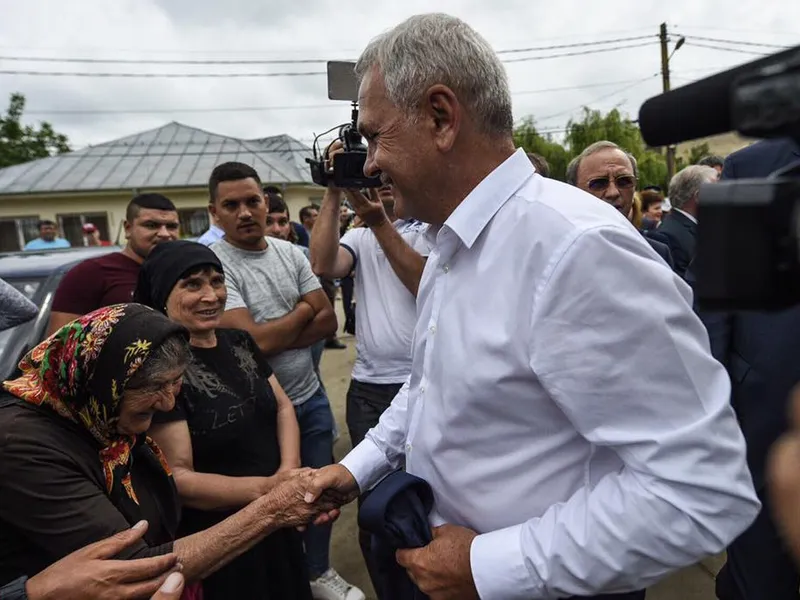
[325,140,346,192]
[345,188,389,229]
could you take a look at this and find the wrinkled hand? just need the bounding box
[265,469,345,529]
[304,464,360,526]
[324,140,345,192]
[25,521,179,600]
[769,386,800,563]
[396,524,479,600]
[345,188,389,228]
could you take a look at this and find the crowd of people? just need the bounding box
[2,11,800,600]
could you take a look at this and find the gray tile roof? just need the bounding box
[0,121,314,196]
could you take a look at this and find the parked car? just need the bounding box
[0,246,121,380]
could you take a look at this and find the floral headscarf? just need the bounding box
[2,304,188,529]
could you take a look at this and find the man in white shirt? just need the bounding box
[305,13,760,600]
[309,153,429,593]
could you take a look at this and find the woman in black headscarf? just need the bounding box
[135,240,312,600]
[0,303,335,597]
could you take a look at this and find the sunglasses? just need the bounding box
[587,175,637,192]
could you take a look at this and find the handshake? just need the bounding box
[262,464,360,530]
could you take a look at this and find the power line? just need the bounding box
[686,42,770,56]
[503,41,657,63]
[683,35,793,50]
[0,36,658,65]
[24,79,657,116]
[537,75,658,122]
[0,69,327,78]
[0,43,659,78]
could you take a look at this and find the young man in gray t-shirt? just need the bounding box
[208,162,365,600]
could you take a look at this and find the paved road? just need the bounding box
[321,326,722,599]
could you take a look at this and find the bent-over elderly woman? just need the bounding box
[135,240,313,599]
[0,304,338,595]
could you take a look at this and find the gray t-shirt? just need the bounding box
[210,238,322,405]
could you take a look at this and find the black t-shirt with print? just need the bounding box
[152,328,311,600]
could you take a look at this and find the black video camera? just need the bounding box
[639,45,800,311]
[306,61,382,189]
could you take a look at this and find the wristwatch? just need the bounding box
[0,576,29,600]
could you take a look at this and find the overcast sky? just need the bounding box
[0,0,797,151]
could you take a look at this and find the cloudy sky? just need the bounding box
[1,0,797,151]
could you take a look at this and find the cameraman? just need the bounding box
[309,140,429,596]
[706,137,800,600]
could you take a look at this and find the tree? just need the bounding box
[513,117,571,180]
[0,93,71,168]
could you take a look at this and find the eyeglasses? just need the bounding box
[587,175,637,192]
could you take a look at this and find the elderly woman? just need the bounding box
[0,303,336,595]
[134,240,312,600]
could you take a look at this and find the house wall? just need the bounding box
[0,183,326,248]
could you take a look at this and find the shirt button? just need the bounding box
[420,385,425,394]
[405,443,412,453]
[429,324,436,334]
[442,264,450,273]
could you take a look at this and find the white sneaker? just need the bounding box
[310,568,365,600]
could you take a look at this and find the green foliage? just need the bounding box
[0,93,71,169]
[513,117,570,180]
[513,106,683,190]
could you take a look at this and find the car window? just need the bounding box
[5,278,43,302]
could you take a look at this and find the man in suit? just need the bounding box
[650,165,718,279]
[566,141,674,267]
[707,137,800,600]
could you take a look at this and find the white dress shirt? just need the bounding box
[340,220,431,384]
[340,148,759,599]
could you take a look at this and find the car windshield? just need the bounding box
[0,276,46,355]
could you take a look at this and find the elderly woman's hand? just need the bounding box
[263,469,344,528]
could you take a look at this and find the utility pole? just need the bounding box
[660,22,676,182]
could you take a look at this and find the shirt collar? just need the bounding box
[437,148,533,250]
[672,208,698,225]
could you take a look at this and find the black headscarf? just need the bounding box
[134,240,224,314]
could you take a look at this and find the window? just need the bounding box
[57,213,110,247]
[0,216,39,252]
[178,208,209,238]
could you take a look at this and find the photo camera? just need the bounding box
[306,61,382,189]
[639,44,800,311]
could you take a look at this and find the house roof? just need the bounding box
[0,121,314,196]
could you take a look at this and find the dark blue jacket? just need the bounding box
[706,138,800,600]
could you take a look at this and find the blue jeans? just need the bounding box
[295,386,335,578]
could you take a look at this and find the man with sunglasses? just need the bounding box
[567,141,674,268]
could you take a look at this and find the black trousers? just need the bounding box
[340,275,355,334]
[347,379,404,600]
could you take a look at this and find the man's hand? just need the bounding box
[25,521,179,600]
[304,464,360,525]
[769,386,800,563]
[264,469,346,528]
[395,524,479,600]
[345,188,389,228]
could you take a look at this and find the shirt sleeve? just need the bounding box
[0,411,173,563]
[214,251,247,312]
[340,379,410,492]
[470,225,760,599]
[51,260,106,315]
[293,245,322,296]
[339,227,365,263]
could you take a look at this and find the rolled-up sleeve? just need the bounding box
[340,380,410,492]
[472,225,760,599]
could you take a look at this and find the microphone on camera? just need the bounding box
[638,46,799,147]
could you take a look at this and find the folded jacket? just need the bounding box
[358,471,434,600]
